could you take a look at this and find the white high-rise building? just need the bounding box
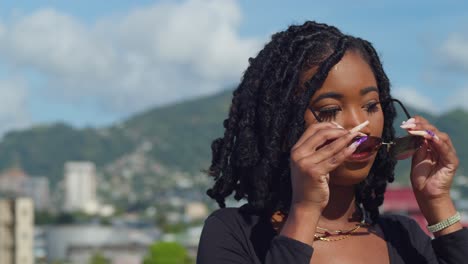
[64,161,98,213]
[0,198,34,264]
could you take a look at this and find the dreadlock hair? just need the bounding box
[206,21,397,223]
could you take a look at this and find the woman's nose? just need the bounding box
[342,109,371,134]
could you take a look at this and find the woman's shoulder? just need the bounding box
[208,206,246,219]
[204,204,264,230]
[378,214,438,262]
[379,213,421,227]
[204,205,276,241]
[199,206,277,263]
[378,213,431,242]
[201,205,275,249]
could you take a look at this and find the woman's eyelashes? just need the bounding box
[315,101,381,121]
[317,106,341,121]
[364,101,381,114]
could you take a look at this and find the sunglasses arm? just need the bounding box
[381,141,395,152]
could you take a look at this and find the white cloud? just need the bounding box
[438,33,468,73]
[0,79,31,135]
[0,0,262,114]
[447,87,468,111]
[392,86,438,114]
[434,33,468,112]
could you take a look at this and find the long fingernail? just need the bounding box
[332,121,365,136]
[402,118,416,125]
[350,120,369,133]
[400,123,416,129]
[407,130,427,136]
[331,121,344,129]
[349,136,368,150]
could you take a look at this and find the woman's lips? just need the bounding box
[347,151,374,162]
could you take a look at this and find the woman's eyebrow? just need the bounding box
[311,92,343,104]
[360,86,379,95]
[311,86,378,105]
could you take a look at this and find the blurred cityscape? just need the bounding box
[0,160,467,264]
[0,160,212,264]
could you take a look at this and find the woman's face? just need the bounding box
[304,51,384,186]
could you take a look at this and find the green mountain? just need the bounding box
[0,123,134,185]
[0,89,466,190]
[0,89,232,186]
[122,89,232,174]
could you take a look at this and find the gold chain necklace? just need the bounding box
[316,224,360,235]
[313,208,368,242]
[314,222,368,242]
[270,208,369,242]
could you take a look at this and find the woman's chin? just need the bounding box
[329,159,375,186]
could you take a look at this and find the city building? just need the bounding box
[0,198,34,264]
[64,161,98,213]
[44,225,160,263]
[0,168,51,210]
[23,176,50,211]
[0,167,29,195]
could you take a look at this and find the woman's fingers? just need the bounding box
[297,137,363,174]
[298,131,361,164]
[402,116,459,170]
[292,120,369,157]
[437,131,457,153]
[428,132,459,169]
[292,122,338,151]
[401,116,437,135]
[401,116,443,146]
[292,127,347,161]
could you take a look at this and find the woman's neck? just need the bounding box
[319,184,361,229]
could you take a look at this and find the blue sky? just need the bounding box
[0,0,467,134]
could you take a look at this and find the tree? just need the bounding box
[143,242,194,264]
[89,252,110,264]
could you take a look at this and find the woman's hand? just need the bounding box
[289,122,361,211]
[401,115,462,236]
[280,122,362,245]
[401,116,459,200]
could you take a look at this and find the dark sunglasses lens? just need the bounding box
[391,135,425,160]
[354,136,382,154]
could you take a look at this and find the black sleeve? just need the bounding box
[431,228,468,264]
[379,214,468,263]
[264,235,314,263]
[197,215,314,264]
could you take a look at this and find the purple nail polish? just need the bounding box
[355,136,368,145]
[425,130,435,137]
[349,136,368,150]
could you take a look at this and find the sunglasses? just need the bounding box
[311,98,424,160]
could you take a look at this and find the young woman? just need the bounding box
[197,21,468,263]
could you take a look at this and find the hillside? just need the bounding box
[122,89,232,174]
[0,123,135,185]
